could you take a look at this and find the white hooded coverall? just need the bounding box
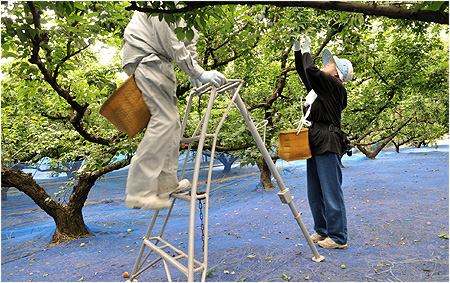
[122,12,205,197]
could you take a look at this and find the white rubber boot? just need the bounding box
[158,179,191,199]
[125,194,172,210]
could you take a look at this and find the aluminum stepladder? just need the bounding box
[128,79,324,282]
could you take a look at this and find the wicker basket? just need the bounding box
[278,128,312,161]
[100,75,151,139]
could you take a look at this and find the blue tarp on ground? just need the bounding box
[1,144,449,282]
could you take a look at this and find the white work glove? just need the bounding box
[293,41,301,52]
[189,77,203,88]
[304,89,317,106]
[302,36,311,54]
[197,70,228,88]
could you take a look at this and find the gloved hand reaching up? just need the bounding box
[293,35,311,54]
[197,70,228,88]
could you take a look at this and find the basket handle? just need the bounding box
[294,89,316,135]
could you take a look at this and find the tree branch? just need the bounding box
[126,1,449,25]
[91,155,133,178]
[40,112,70,121]
[278,1,449,25]
[354,76,373,86]
[26,2,120,146]
[54,42,91,80]
[205,21,257,69]
[356,117,413,159]
[372,64,391,86]
[250,25,340,111]
[1,165,63,219]
[315,24,344,57]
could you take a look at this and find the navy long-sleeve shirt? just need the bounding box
[294,50,347,155]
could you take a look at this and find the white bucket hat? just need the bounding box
[322,48,353,82]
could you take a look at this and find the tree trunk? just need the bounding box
[50,206,91,247]
[1,165,92,246]
[356,144,377,160]
[393,141,400,153]
[414,140,427,148]
[257,160,276,191]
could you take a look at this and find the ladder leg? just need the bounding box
[159,199,177,239]
[163,259,173,282]
[180,89,195,137]
[130,199,179,281]
[130,209,161,280]
[234,94,325,262]
[132,257,163,280]
[200,85,242,281]
[188,86,218,281]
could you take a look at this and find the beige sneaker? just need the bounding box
[126,194,172,210]
[311,233,327,243]
[158,179,191,199]
[317,237,348,249]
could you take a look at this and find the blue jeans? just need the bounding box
[307,152,347,245]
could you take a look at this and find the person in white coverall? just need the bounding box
[122,11,227,210]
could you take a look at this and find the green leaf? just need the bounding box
[186,29,194,42]
[211,12,222,21]
[282,272,291,281]
[438,233,449,239]
[412,2,427,13]
[196,15,207,30]
[224,21,232,31]
[74,2,86,10]
[16,28,28,42]
[426,1,446,11]
[1,51,17,58]
[175,28,185,41]
[229,5,236,15]
[70,15,85,22]
[174,26,184,36]
[205,269,216,278]
[163,14,175,24]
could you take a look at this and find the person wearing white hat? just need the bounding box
[322,48,354,83]
[293,36,353,249]
[122,11,227,210]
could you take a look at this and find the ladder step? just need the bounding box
[180,134,215,144]
[143,237,205,277]
[171,191,206,201]
[191,80,242,97]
